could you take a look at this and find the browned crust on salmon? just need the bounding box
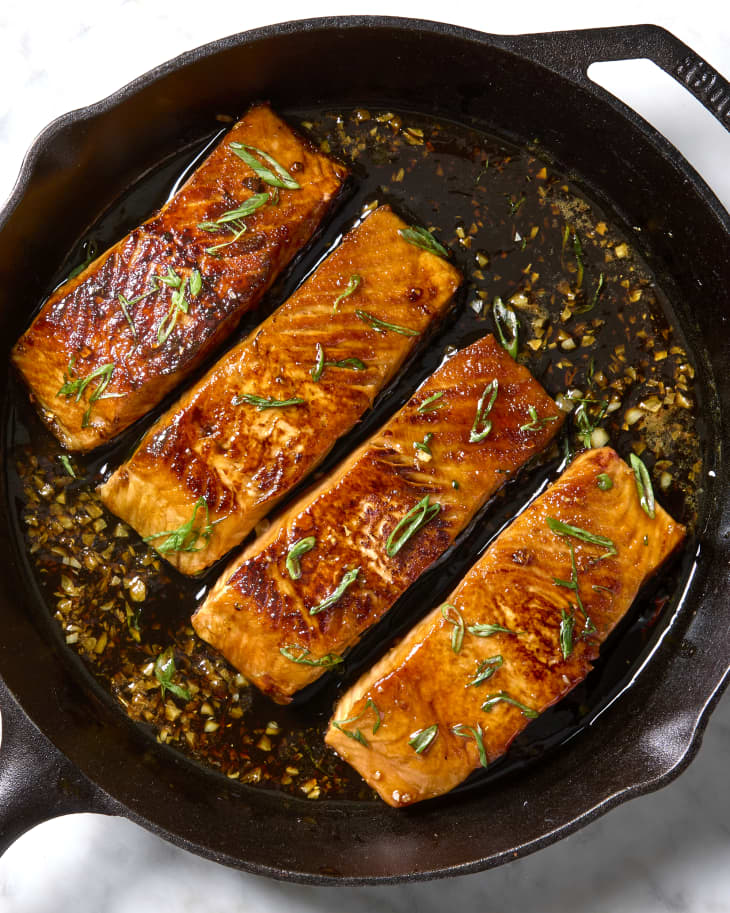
[12,104,348,451]
[192,334,564,702]
[99,206,462,574]
[325,447,686,807]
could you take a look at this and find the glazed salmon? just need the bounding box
[12,104,347,451]
[100,206,462,574]
[325,447,685,807]
[192,334,564,702]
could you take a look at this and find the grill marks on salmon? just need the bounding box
[192,334,564,703]
[12,104,347,451]
[325,447,686,807]
[99,206,462,574]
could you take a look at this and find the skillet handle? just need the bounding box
[522,24,730,133]
[0,677,114,854]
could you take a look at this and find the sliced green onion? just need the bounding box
[310,567,360,615]
[466,622,520,638]
[229,143,301,189]
[469,379,498,443]
[414,432,434,455]
[492,297,519,359]
[332,274,362,313]
[559,608,575,660]
[385,496,441,557]
[56,359,116,428]
[154,648,191,702]
[408,724,438,754]
[355,309,419,337]
[143,496,218,554]
[189,269,203,297]
[279,645,343,668]
[466,655,503,687]
[481,691,538,718]
[546,517,617,556]
[451,723,488,767]
[285,537,316,580]
[417,391,445,414]
[59,454,76,478]
[311,343,366,382]
[331,697,382,746]
[629,453,656,519]
[520,404,559,432]
[398,226,448,258]
[233,393,306,410]
[441,604,465,653]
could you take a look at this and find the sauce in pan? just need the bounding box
[5,107,702,802]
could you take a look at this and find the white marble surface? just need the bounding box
[1,1,729,910]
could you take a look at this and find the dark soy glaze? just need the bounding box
[5,106,702,802]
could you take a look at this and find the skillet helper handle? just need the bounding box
[0,677,111,855]
[525,24,730,133]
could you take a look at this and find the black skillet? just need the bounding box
[0,17,728,883]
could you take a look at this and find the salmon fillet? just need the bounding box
[12,104,347,451]
[325,447,686,807]
[192,334,564,702]
[100,206,462,574]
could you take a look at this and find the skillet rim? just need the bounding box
[0,14,728,884]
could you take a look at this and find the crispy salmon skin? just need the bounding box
[325,447,686,807]
[192,334,563,702]
[12,104,347,451]
[100,206,462,574]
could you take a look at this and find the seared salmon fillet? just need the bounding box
[99,206,462,574]
[192,334,564,702]
[325,447,686,807]
[12,104,347,451]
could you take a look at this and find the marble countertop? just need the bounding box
[1,1,728,910]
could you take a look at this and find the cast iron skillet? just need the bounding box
[0,17,728,884]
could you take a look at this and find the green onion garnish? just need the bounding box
[466,622,520,638]
[279,645,343,668]
[157,278,189,345]
[520,405,559,432]
[355,309,420,337]
[229,143,301,190]
[285,537,316,580]
[310,567,360,616]
[311,343,366,382]
[331,697,382,747]
[629,453,656,519]
[414,432,434,455]
[492,297,519,359]
[451,723,488,767]
[417,391,445,413]
[189,269,203,297]
[332,274,362,313]
[466,655,503,688]
[56,359,116,428]
[59,454,76,478]
[441,604,465,653]
[546,517,617,556]
[385,496,441,557]
[233,393,306,410]
[559,608,575,660]
[143,496,218,554]
[596,473,613,491]
[481,691,538,718]
[408,724,438,754]
[117,294,138,339]
[469,379,498,443]
[398,226,448,258]
[154,648,191,702]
